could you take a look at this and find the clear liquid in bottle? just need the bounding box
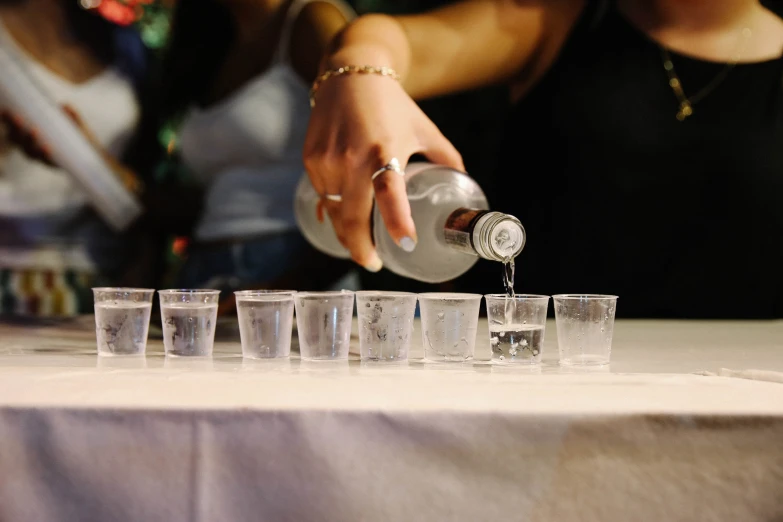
[295,163,526,283]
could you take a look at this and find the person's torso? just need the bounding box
[178,0,354,242]
[0,21,140,272]
[179,0,349,241]
[178,64,311,241]
[494,1,783,318]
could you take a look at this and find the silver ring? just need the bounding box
[371,157,403,182]
[323,193,343,202]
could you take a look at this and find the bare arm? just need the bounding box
[303,0,583,271]
[290,1,353,84]
[325,0,581,100]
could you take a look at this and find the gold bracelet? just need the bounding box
[309,65,400,108]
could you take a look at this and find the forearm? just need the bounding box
[322,1,548,100]
[323,15,414,89]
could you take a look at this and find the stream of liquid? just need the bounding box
[503,256,515,298]
[503,256,516,322]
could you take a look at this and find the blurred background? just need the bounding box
[1,0,781,318]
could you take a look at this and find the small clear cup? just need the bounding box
[553,294,618,366]
[356,291,417,362]
[158,289,220,357]
[485,294,549,364]
[418,293,481,362]
[294,290,355,360]
[235,290,296,359]
[92,287,154,356]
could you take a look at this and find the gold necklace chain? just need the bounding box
[661,27,752,121]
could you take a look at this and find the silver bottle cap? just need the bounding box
[472,212,526,261]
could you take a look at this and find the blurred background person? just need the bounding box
[303,0,783,319]
[0,0,357,319]
[0,0,151,317]
[131,0,357,304]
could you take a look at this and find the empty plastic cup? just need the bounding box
[294,291,355,360]
[356,291,417,362]
[418,293,481,362]
[235,290,296,359]
[553,294,618,366]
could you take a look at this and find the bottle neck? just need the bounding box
[442,208,526,261]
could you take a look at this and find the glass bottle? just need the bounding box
[294,163,525,283]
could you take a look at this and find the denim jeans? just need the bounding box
[177,232,309,292]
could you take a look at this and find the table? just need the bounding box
[0,318,782,522]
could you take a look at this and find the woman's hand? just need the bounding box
[0,105,141,193]
[0,104,103,166]
[300,2,555,272]
[303,72,463,272]
[0,107,58,166]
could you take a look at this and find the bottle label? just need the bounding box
[443,208,488,256]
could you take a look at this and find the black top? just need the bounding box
[493,1,783,318]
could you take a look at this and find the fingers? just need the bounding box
[305,136,458,264]
[302,125,333,197]
[0,110,55,165]
[372,156,417,252]
[370,124,462,253]
[339,173,381,271]
[304,126,389,271]
[61,104,82,126]
[300,78,462,270]
[314,147,383,271]
[371,122,462,253]
[62,104,100,150]
[22,129,54,166]
[2,110,26,144]
[62,104,90,139]
[316,199,326,223]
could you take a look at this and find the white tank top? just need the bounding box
[178,0,354,242]
[0,21,139,271]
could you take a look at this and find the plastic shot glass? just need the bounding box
[294,290,355,360]
[158,289,220,357]
[485,294,550,364]
[418,293,481,362]
[553,294,618,366]
[235,290,296,359]
[356,291,417,362]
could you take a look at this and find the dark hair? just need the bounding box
[0,0,117,61]
[157,0,235,120]
[125,0,235,177]
[1,1,148,152]
[65,3,116,63]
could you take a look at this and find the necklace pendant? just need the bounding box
[676,102,693,121]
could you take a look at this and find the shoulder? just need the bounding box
[498,0,587,63]
[757,6,783,59]
[293,1,353,36]
[507,0,589,98]
[503,0,585,20]
[289,1,353,83]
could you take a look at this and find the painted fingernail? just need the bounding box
[399,236,416,253]
[364,255,383,273]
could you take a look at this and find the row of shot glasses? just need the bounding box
[93,289,617,366]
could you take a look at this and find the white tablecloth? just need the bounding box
[0,318,781,521]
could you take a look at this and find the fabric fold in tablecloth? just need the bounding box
[695,368,783,384]
[0,409,783,522]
